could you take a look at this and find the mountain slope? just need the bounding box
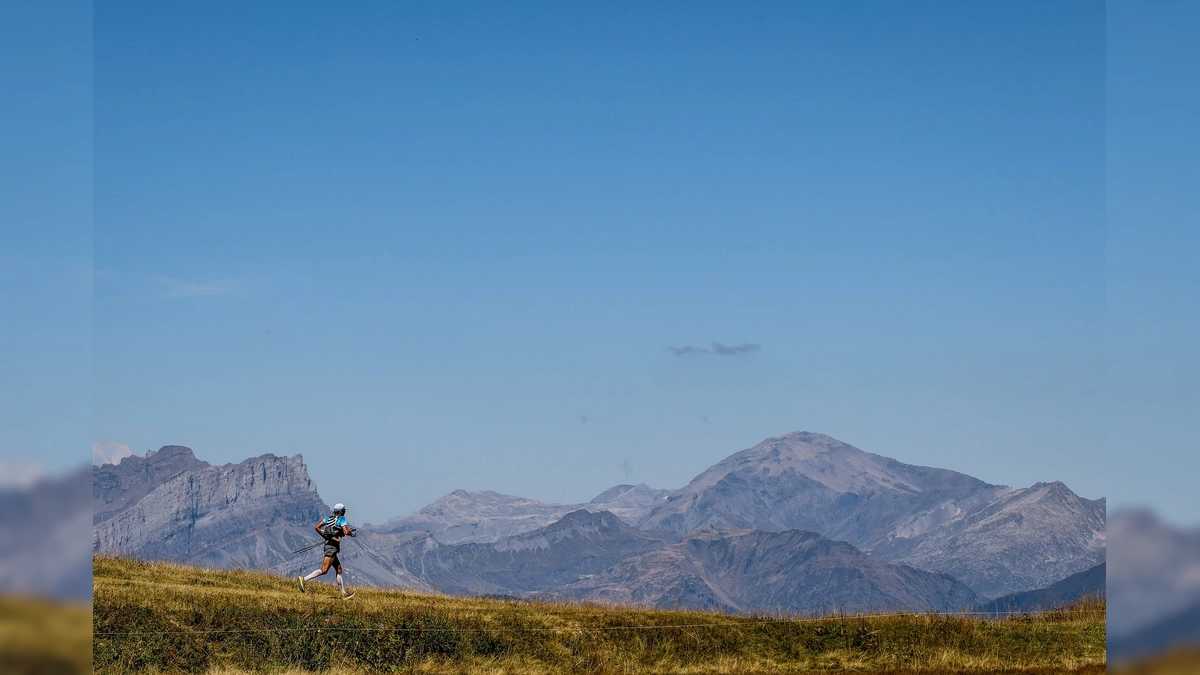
[875,481,1106,598]
[975,563,1105,614]
[384,509,665,596]
[560,526,977,614]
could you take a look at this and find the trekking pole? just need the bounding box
[290,540,325,555]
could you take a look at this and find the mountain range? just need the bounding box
[92,431,1105,613]
[1,466,92,600]
[1107,509,1200,639]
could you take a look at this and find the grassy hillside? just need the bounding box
[1111,648,1200,675]
[94,556,1105,674]
[0,594,92,674]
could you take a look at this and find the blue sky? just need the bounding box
[1106,0,1200,527]
[85,2,1115,525]
[0,0,91,480]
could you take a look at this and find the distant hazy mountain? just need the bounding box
[93,446,420,589]
[374,483,670,545]
[384,510,663,597]
[636,432,1103,598]
[974,563,1105,614]
[0,467,91,600]
[1107,509,1200,637]
[380,509,976,614]
[873,480,1106,598]
[638,432,1005,550]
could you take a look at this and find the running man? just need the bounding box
[298,503,355,599]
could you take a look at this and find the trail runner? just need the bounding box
[298,503,355,599]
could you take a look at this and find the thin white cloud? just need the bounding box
[153,276,241,298]
[93,440,134,466]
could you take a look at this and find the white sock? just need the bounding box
[336,574,344,593]
[304,570,322,582]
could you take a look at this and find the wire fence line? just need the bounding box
[93,608,1099,638]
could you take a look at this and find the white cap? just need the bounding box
[333,503,345,511]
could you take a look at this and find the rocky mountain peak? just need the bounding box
[153,445,196,458]
[690,430,924,495]
[488,509,656,557]
[590,484,637,503]
[546,508,622,531]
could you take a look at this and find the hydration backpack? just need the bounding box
[320,517,342,539]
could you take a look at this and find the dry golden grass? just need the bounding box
[1111,648,1200,675]
[0,594,92,674]
[94,556,1105,674]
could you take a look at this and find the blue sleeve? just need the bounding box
[336,515,347,528]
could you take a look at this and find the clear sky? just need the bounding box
[1,0,92,480]
[1106,0,1200,528]
[85,2,1115,525]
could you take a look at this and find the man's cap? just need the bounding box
[333,503,345,512]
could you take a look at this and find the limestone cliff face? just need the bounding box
[93,446,420,589]
[93,447,324,560]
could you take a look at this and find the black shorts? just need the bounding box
[322,543,341,567]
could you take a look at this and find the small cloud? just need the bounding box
[93,440,134,466]
[712,342,761,356]
[620,460,633,478]
[154,276,241,299]
[668,342,762,357]
[0,460,43,489]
